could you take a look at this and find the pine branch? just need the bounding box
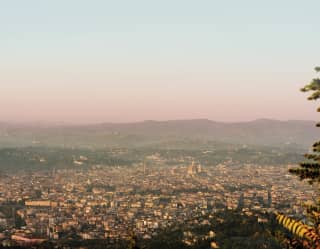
[276,213,320,246]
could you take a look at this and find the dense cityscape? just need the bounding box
[0,150,314,248]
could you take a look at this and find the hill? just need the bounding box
[0,119,317,149]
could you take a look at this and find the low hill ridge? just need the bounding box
[0,119,317,148]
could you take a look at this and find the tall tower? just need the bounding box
[12,207,16,227]
[196,163,202,173]
[237,193,244,210]
[187,163,194,175]
[52,168,56,178]
[267,190,272,207]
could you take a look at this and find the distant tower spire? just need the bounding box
[52,168,56,178]
[12,207,16,226]
[143,161,146,175]
[267,189,272,207]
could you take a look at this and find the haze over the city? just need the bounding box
[1,0,320,124]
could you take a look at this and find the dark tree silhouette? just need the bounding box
[278,67,320,248]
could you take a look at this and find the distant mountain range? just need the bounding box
[0,119,318,148]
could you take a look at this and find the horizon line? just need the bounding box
[0,118,317,127]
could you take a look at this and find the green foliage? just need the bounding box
[0,147,136,171]
[300,68,320,99]
[211,211,282,249]
[290,67,320,183]
[0,144,303,172]
[284,67,320,248]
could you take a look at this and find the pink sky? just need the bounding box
[1,69,318,124]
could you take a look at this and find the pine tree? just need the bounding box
[278,67,320,248]
[290,66,320,185]
[289,67,320,227]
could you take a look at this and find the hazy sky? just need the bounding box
[1,0,320,123]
